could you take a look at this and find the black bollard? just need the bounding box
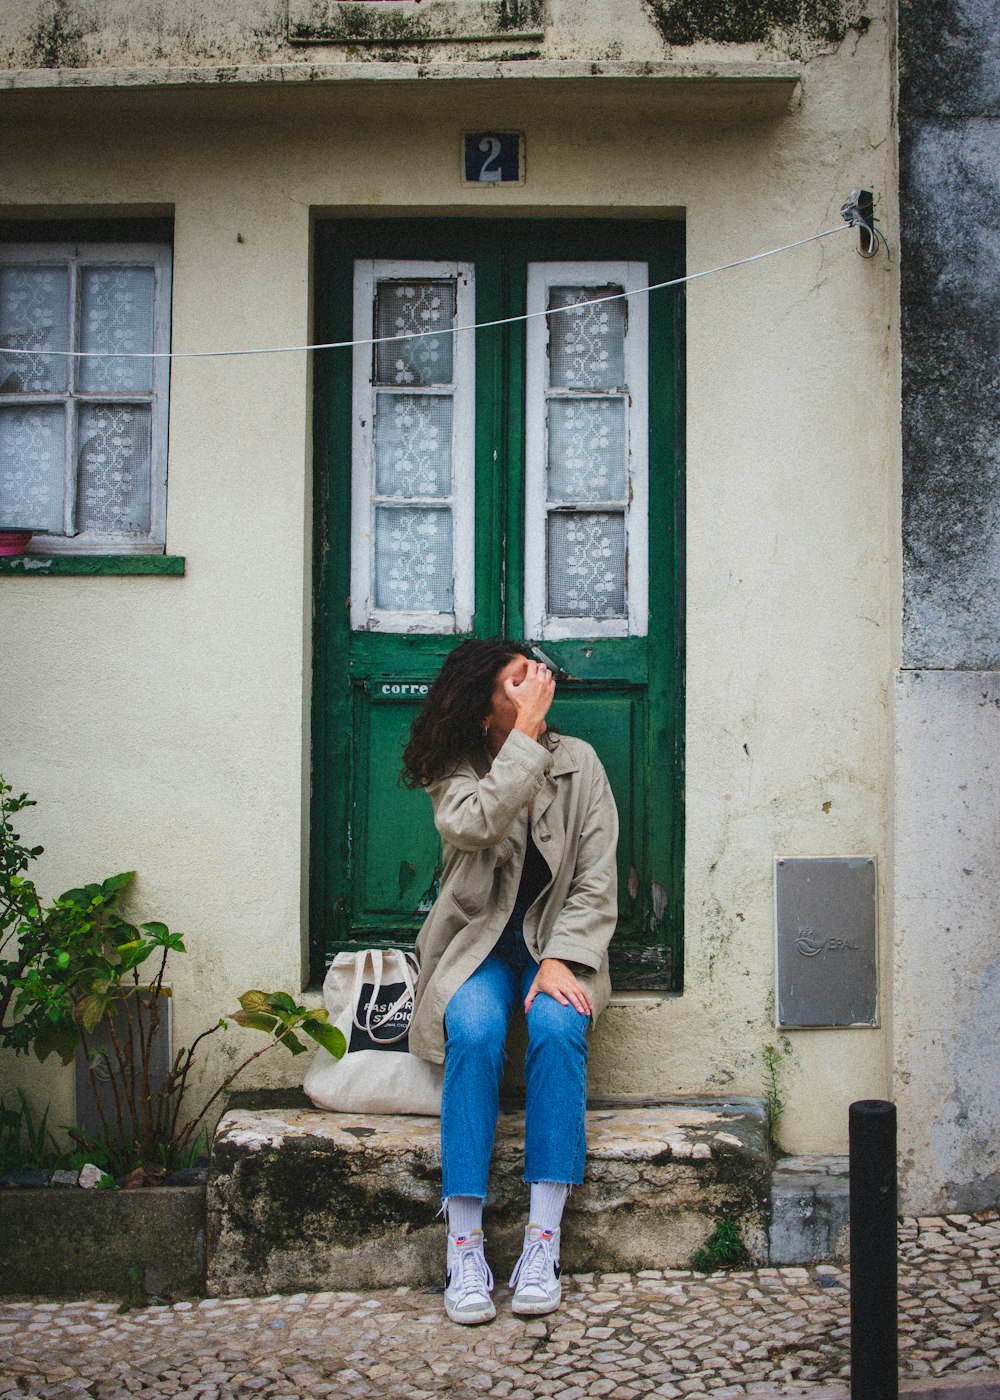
[849,1099,898,1400]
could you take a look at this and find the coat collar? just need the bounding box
[547,734,580,776]
[473,732,580,779]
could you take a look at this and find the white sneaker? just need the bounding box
[509,1224,562,1316]
[444,1231,496,1325]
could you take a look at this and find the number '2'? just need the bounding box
[478,137,503,182]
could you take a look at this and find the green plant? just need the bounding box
[761,1041,787,1150]
[60,1128,118,1176]
[0,776,347,1172]
[690,1216,749,1273]
[0,1089,61,1174]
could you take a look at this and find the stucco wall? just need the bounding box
[0,0,873,69]
[895,0,1000,1211]
[894,672,1000,1213]
[0,1,898,1157]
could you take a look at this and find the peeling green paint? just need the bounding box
[643,0,871,48]
[0,555,185,576]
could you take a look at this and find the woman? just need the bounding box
[403,639,618,1325]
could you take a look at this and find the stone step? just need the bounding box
[769,1153,850,1265]
[206,1095,771,1297]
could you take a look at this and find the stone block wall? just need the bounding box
[896,0,1000,1212]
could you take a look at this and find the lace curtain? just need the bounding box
[0,259,157,536]
[374,507,454,613]
[548,286,626,391]
[0,405,65,532]
[79,267,155,394]
[77,405,152,533]
[0,266,69,395]
[370,280,457,613]
[547,397,626,503]
[374,280,456,388]
[544,286,628,618]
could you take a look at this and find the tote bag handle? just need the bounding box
[349,949,417,1045]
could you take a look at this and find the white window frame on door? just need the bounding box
[350,259,476,634]
[523,261,649,640]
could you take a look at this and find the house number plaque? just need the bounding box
[774,856,878,1028]
[463,131,524,185]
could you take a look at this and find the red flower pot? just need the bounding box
[0,531,34,557]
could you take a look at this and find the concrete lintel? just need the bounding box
[0,56,802,103]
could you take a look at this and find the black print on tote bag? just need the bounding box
[348,980,412,1053]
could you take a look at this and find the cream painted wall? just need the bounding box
[0,7,899,1157]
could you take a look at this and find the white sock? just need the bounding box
[446,1196,483,1237]
[529,1181,569,1233]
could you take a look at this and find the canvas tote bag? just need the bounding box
[303,948,442,1115]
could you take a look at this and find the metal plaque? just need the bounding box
[463,131,524,185]
[775,856,877,1028]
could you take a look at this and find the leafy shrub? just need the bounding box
[0,777,345,1172]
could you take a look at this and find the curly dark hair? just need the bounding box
[401,639,534,789]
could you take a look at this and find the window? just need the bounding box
[0,242,171,553]
[350,260,476,632]
[524,261,649,640]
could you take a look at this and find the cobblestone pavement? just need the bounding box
[1,1213,998,1399]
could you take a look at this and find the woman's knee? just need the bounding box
[445,990,509,1064]
[525,993,589,1055]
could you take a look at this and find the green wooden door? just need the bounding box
[312,220,684,989]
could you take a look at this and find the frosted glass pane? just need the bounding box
[77,404,152,533]
[375,393,453,499]
[374,280,456,387]
[79,266,156,394]
[548,286,625,390]
[374,506,453,613]
[0,265,69,395]
[0,404,65,532]
[547,511,626,618]
[547,398,627,503]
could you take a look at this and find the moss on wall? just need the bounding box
[288,0,543,45]
[291,3,434,44]
[26,0,86,67]
[643,0,870,47]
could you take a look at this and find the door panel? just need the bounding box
[547,688,642,930]
[352,687,441,924]
[312,220,684,988]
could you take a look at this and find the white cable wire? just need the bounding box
[0,222,854,363]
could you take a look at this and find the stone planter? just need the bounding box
[0,1184,206,1300]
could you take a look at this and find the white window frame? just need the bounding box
[524,261,649,640]
[350,259,476,633]
[0,241,172,554]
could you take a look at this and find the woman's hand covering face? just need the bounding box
[486,658,555,752]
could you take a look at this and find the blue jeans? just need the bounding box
[441,929,589,1199]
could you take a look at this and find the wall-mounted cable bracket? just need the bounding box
[841,190,888,259]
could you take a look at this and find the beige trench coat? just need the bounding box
[409,727,619,1065]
